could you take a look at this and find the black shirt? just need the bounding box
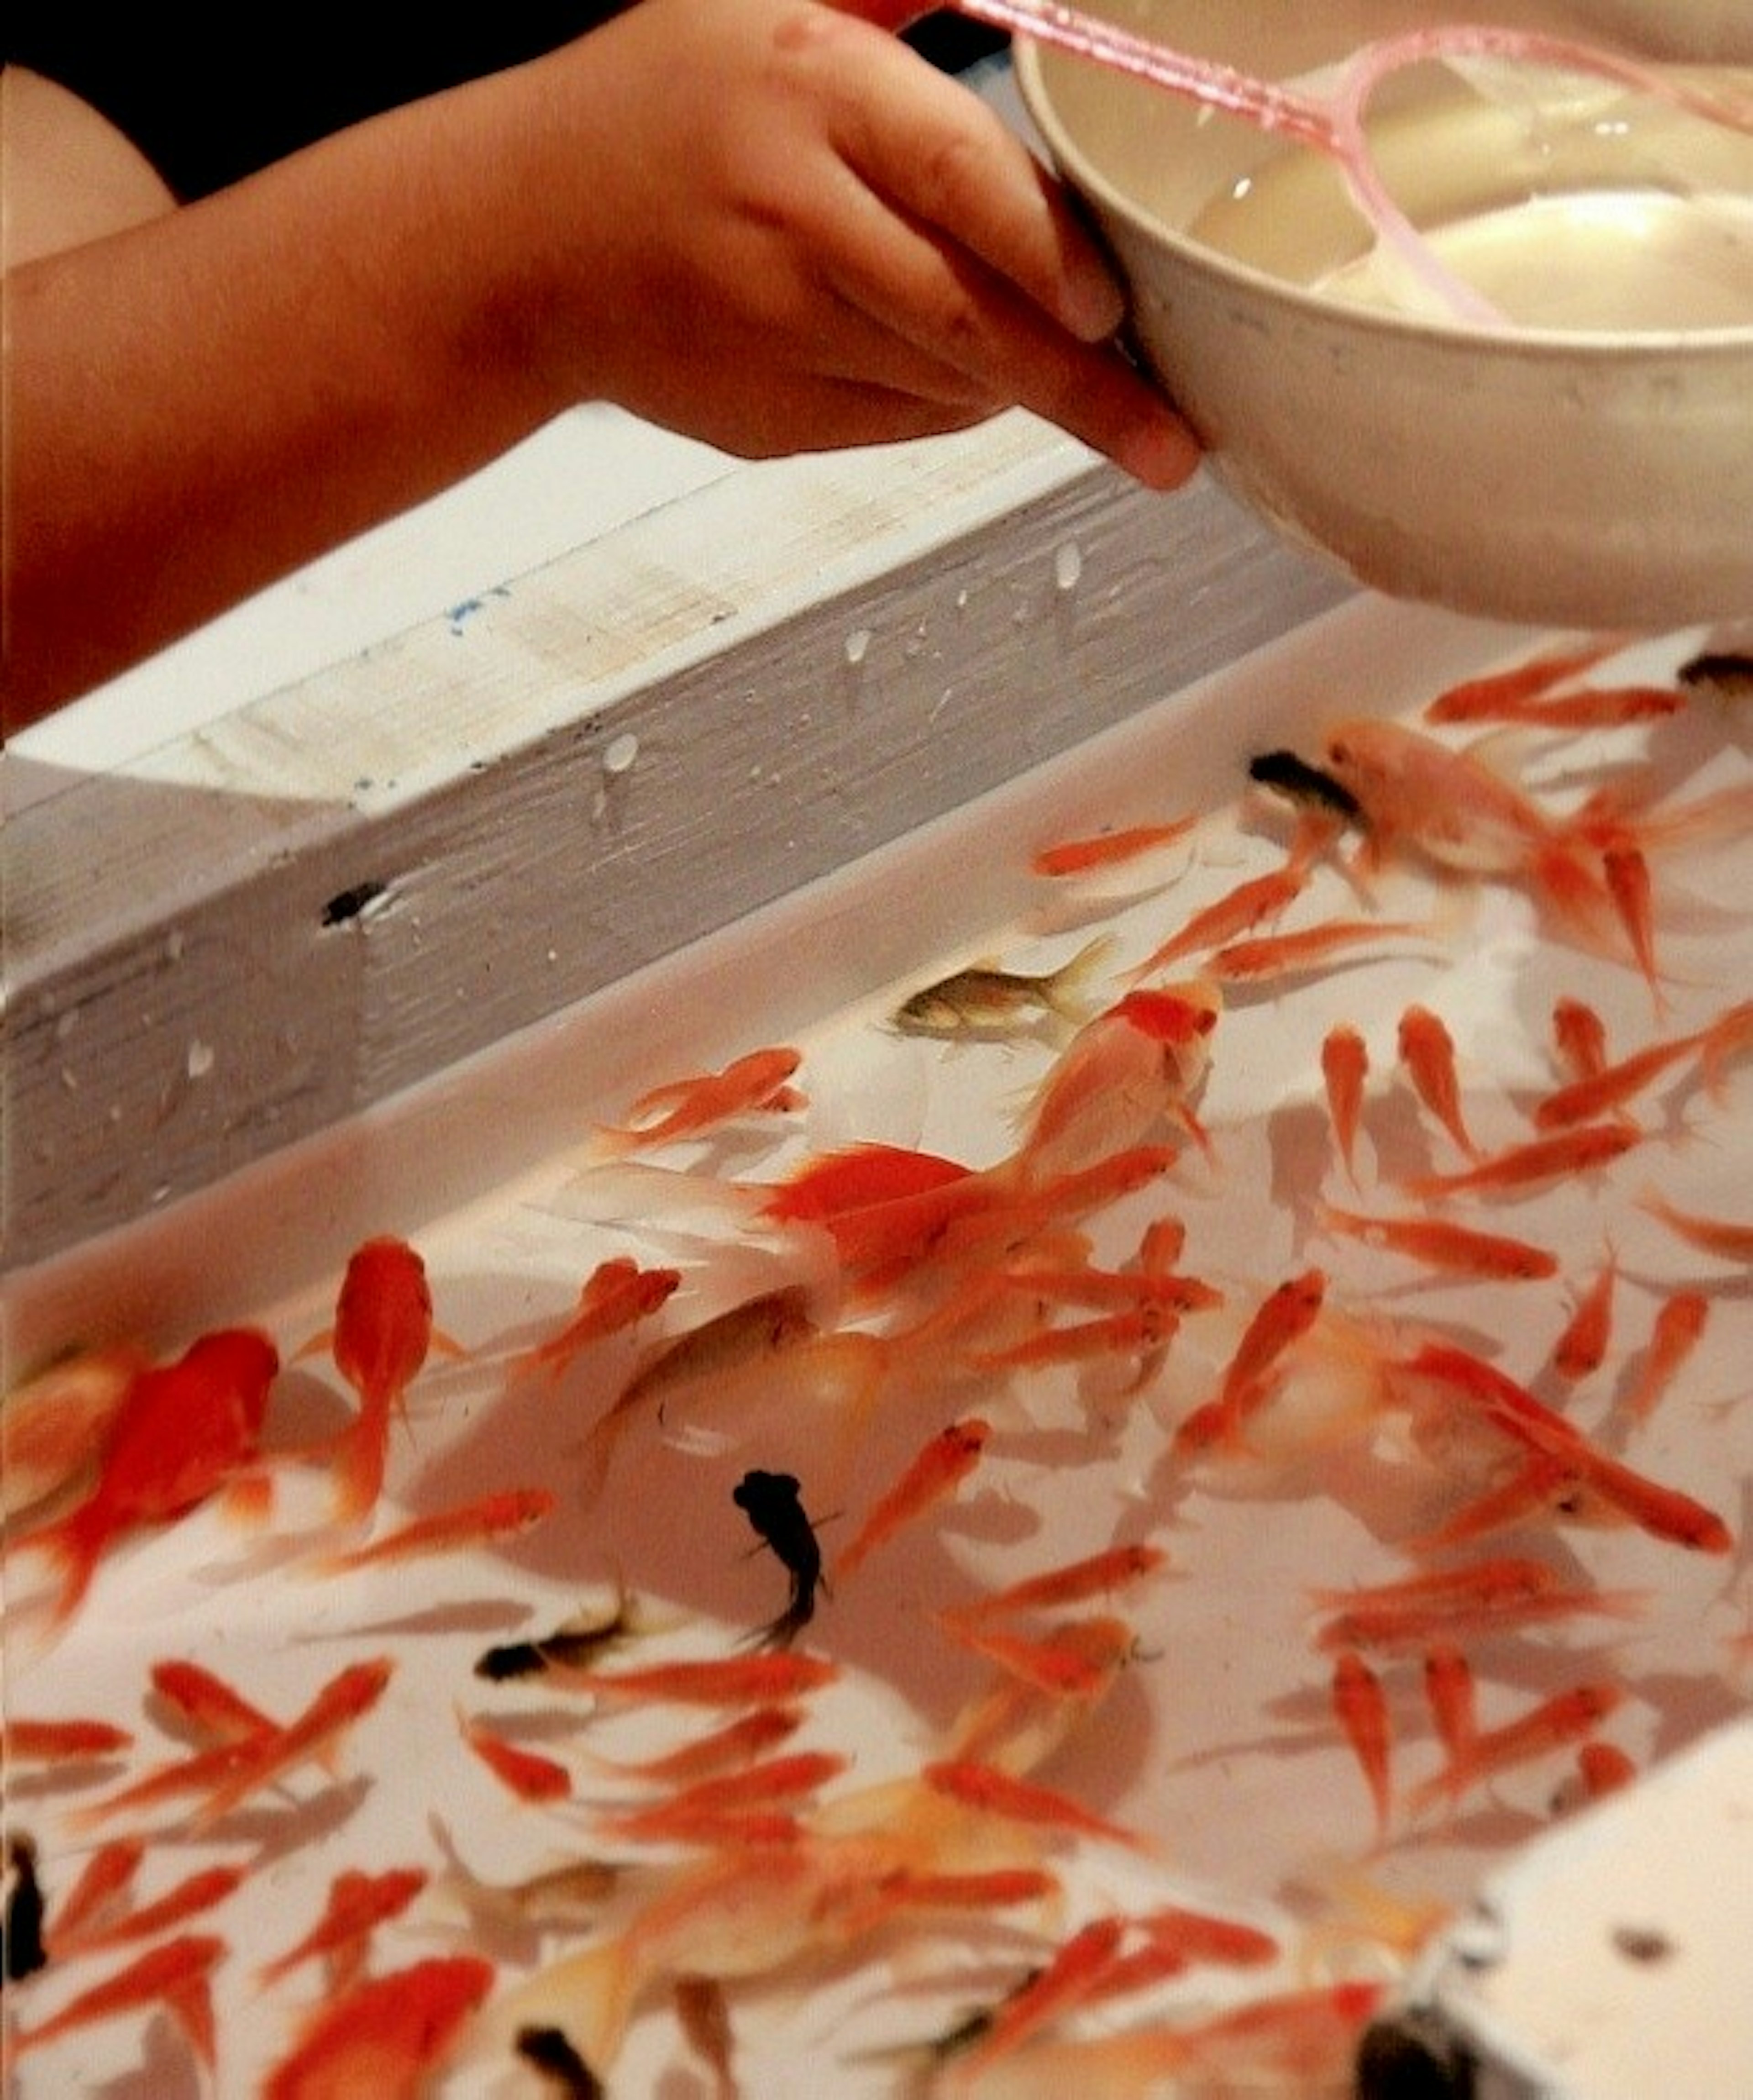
[5,11,1007,202]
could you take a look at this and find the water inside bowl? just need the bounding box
[955,1,1753,329]
[1187,61,1753,330]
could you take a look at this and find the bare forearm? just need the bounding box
[5,79,566,727]
[5,2,1196,728]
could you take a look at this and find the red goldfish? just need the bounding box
[10,1327,278,1626]
[316,1237,444,1522]
[261,1954,494,2099]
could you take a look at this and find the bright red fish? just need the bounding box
[317,1237,445,1523]
[10,1327,279,1626]
[261,1953,495,2099]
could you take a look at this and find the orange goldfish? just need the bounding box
[261,1953,495,2099]
[320,1486,555,1573]
[1550,1246,1619,1380]
[1422,1643,1478,1765]
[1030,817,1196,877]
[1625,1289,1709,1424]
[1398,1341,1732,1554]
[1331,1649,1393,1841]
[1013,982,1219,1182]
[1321,716,1609,916]
[759,1141,973,1229]
[510,1257,682,1384]
[1208,916,1435,984]
[1126,859,1309,981]
[1552,994,1610,1084]
[943,1542,1166,1627]
[1412,1681,1623,1815]
[593,1045,804,1158]
[921,1759,1147,1851]
[44,1838,144,1951]
[1399,1121,1640,1201]
[1574,1740,1638,1802]
[1311,1556,1643,1653]
[257,1866,428,1989]
[45,1862,246,1960]
[940,1616,1138,1702]
[1316,1202,1558,1282]
[1397,1003,1480,1159]
[1533,1033,1700,1132]
[975,1302,1181,1374]
[8,1932,226,2069]
[1321,1022,1370,1186]
[9,1327,279,1627]
[1175,1268,1327,1456]
[315,1237,445,1523]
[459,1711,573,1804]
[1422,640,1625,724]
[149,1658,278,1746]
[547,1649,839,1708]
[190,1657,395,1830]
[0,1716,133,1764]
[0,1341,147,1524]
[1135,1901,1279,1968]
[957,1914,1128,2069]
[598,1750,849,1844]
[1602,843,1664,1012]
[834,1419,991,1583]
[1638,1189,1753,1263]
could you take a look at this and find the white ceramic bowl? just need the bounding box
[1017,2,1753,628]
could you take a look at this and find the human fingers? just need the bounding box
[799,26,1199,481]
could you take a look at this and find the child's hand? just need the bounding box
[519,0,1198,485]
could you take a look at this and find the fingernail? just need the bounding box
[1116,413,1203,491]
[1059,263,1127,343]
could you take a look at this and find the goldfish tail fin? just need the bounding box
[494,1937,636,2084]
[1046,934,1121,1021]
[327,1407,390,1525]
[14,1500,113,1629]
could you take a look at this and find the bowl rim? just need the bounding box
[1014,38,1753,359]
